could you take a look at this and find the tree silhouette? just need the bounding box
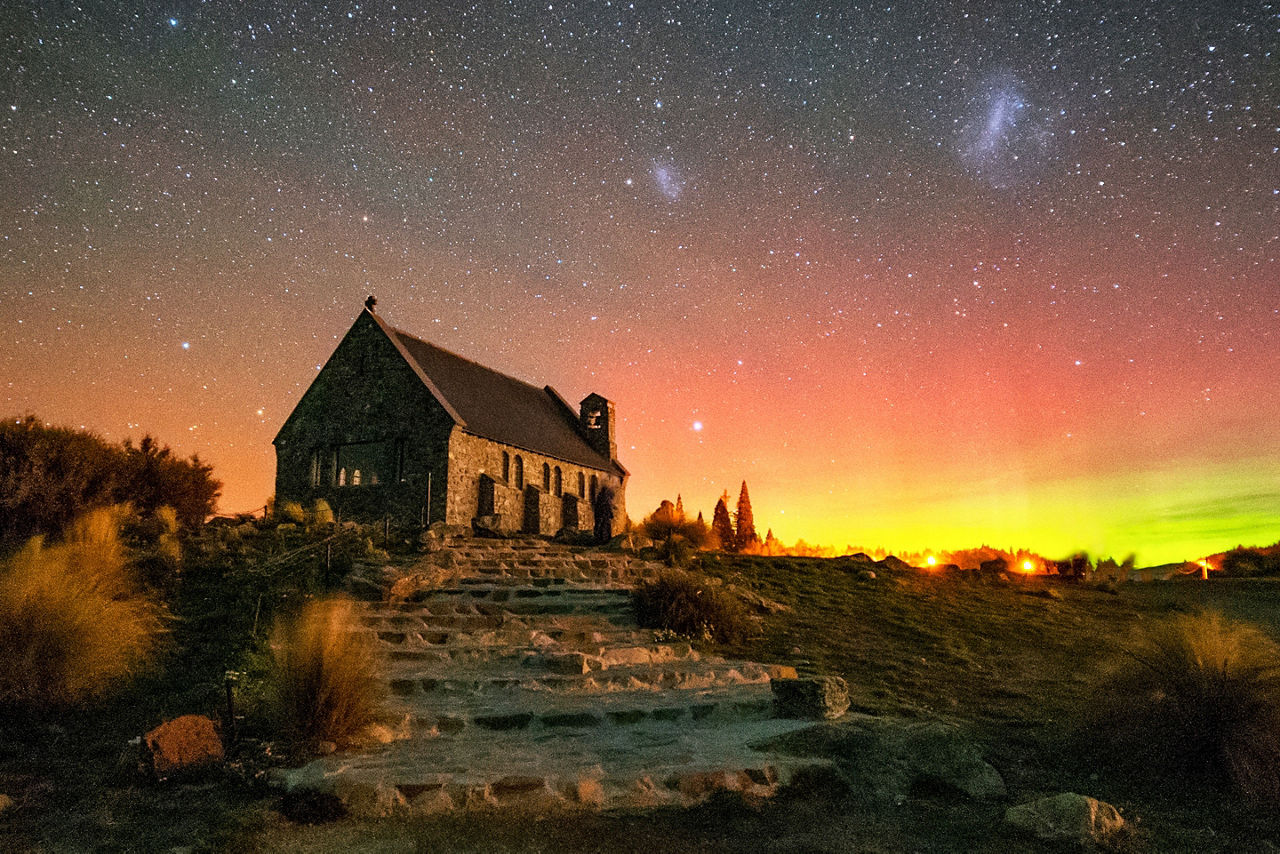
[734,481,759,551]
[711,492,735,551]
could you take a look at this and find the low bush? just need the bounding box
[267,596,384,744]
[1086,611,1280,803]
[0,506,165,710]
[632,567,754,644]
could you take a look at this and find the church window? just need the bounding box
[515,456,524,489]
[577,472,585,497]
[335,440,387,487]
[502,451,510,483]
[554,466,562,496]
[590,475,598,502]
[542,463,551,491]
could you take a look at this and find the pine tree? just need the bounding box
[764,528,781,555]
[735,481,759,550]
[674,494,685,522]
[711,493,735,551]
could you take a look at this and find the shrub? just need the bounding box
[640,499,713,566]
[268,596,384,744]
[277,500,307,525]
[1087,611,1280,803]
[0,415,221,547]
[0,506,165,710]
[632,568,754,644]
[311,498,335,526]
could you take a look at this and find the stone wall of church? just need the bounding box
[446,430,626,536]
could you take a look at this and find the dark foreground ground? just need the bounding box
[3,551,1280,853]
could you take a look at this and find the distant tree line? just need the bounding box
[0,415,221,548]
[640,480,765,562]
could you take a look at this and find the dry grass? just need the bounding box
[632,567,754,643]
[0,506,164,710]
[268,596,385,744]
[1089,610,1280,803]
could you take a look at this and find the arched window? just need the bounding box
[542,462,551,491]
[554,466,562,496]
[589,475,598,502]
[502,451,510,482]
[577,472,585,497]
[338,467,348,487]
[515,456,524,490]
[352,469,362,486]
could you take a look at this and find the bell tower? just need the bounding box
[579,393,617,462]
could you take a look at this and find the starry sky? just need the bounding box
[3,1,1278,565]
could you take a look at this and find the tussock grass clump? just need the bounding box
[1089,611,1280,803]
[0,506,164,710]
[268,596,384,744]
[633,567,754,644]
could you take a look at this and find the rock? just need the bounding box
[144,715,224,780]
[772,676,851,720]
[335,776,407,818]
[855,569,877,581]
[767,664,799,680]
[754,717,1006,803]
[0,793,13,815]
[542,651,597,674]
[408,786,455,815]
[732,586,791,615]
[1005,793,1125,844]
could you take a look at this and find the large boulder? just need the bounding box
[144,714,224,780]
[1004,793,1125,844]
[755,716,1006,802]
[772,676,851,720]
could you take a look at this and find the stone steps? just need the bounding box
[383,660,776,702]
[282,716,833,814]
[398,682,778,735]
[276,535,818,816]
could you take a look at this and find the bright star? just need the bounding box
[181,342,190,350]
[168,17,178,27]
[692,421,703,432]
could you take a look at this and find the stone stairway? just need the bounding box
[278,535,833,816]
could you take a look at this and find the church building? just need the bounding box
[273,299,627,536]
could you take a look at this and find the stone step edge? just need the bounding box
[274,756,840,817]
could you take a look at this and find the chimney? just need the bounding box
[579,393,616,461]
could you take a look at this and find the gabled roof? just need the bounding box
[366,309,622,474]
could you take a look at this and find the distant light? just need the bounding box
[926,555,937,566]
[181,341,190,350]
[1022,560,1034,572]
[692,421,703,432]
[168,17,178,27]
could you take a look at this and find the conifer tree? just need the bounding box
[711,493,735,551]
[674,494,685,522]
[735,481,759,550]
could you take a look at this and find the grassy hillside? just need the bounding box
[6,537,1280,852]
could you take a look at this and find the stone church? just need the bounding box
[273,299,627,536]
